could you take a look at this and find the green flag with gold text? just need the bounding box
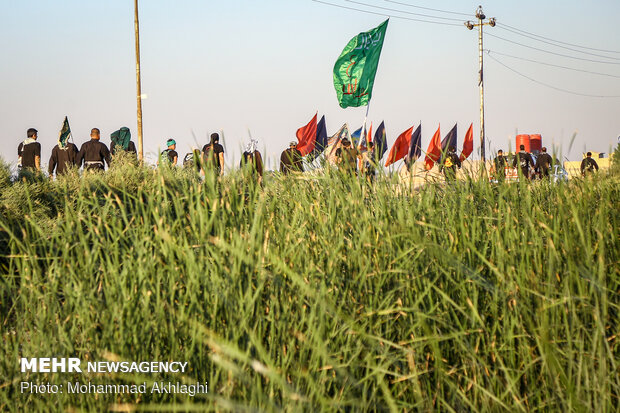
[333,19,389,108]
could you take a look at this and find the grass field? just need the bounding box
[0,158,618,412]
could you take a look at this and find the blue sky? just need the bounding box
[2,0,619,170]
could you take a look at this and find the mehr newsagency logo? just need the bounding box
[19,357,208,397]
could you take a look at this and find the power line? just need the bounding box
[498,22,620,54]
[343,0,463,21]
[383,0,470,17]
[310,0,462,26]
[486,53,620,98]
[496,24,620,61]
[485,49,620,79]
[485,32,620,65]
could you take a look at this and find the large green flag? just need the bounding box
[333,19,389,109]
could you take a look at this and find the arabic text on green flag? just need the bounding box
[333,19,388,108]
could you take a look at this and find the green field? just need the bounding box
[0,159,618,412]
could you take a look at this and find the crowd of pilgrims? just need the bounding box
[16,127,600,182]
[15,126,381,183]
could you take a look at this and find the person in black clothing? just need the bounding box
[535,147,553,179]
[202,133,225,176]
[241,151,264,185]
[48,141,78,178]
[76,128,112,172]
[439,146,462,182]
[159,139,178,166]
[580,152,599,177]
[493,149,508,182]
[109,127,137,158]
[512,144,535,180]
[280,141,304,174]
[18,128,41,171]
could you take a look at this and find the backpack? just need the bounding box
[160,149,172,166]
[183,152,196,169]
[203,144,220,168]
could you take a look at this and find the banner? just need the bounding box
[333,20,389,108]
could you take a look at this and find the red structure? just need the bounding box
[516,134,531,152]
[530,134,542,153]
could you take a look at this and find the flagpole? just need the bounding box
[134,0,144,161]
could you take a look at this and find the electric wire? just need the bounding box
[344,0,463,22]
[498,22,620,54]
[383,0,470,17]
[313,0,620,96]
[311,0,462,26]
[486,52,620,98]
[485,32,620,65]
[485,49,620,79]
[496,24,620,61]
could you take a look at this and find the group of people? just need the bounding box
[19,127,114,176]
[492,145,551,182]
[492,145,599,181]
[279,138,379,182]
[17,127,602,183]
[16,127,231,178]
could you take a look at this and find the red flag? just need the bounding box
[460,123,474,161]
[385,126,414,167]
[424,124,441,170]
[296,113,318,156]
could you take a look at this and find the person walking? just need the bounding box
[48,133,78,178]
[202,133,225,176]
[241,139,264,183]
[17,128,41,171]
[335,138,359,176]
[280,141,304,174]
[536,147,553,179]
[110,127,137,159]
[492,150,508,182]
[158,139,178,167]
[360,141,377,183]
[439,146,462,182]
[76,128,112,172]
[580,152,599,177]
[512,144,535,180]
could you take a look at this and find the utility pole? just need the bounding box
[134,0,144,161]
[466,6,495,162]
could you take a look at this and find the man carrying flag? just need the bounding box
[48,116,79,178]
[440,146,462,182]
[438,124,461,182]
